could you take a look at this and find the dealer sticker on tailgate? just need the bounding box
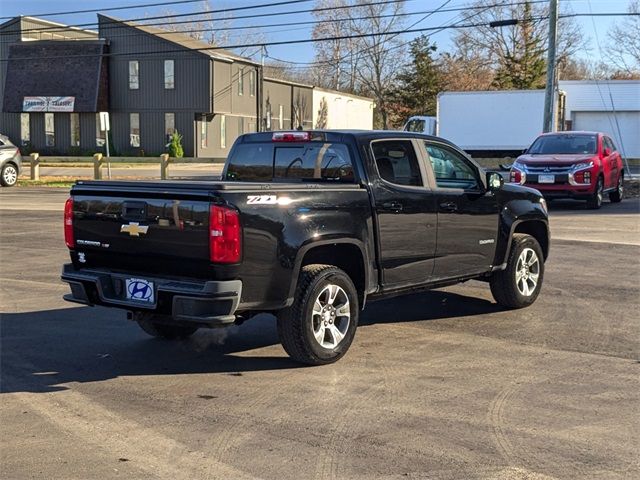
[125,278,155,303]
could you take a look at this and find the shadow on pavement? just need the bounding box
[547,197,640,214]
[1,289,498,394]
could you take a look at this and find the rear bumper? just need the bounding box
[61,264,241,326]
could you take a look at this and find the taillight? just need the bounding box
[209,205,241,263]
[64,197,74,248]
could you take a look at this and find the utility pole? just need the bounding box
[543,0,559,133]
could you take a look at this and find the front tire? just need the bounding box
[490,234,544,309]
[1,163,18,187]
[609,173,624,203]
[587,176,604,209]
[277,264,359,365]
[137,317,198,339]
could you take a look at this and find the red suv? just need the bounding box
[510,131,624,209]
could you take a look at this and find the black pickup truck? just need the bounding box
[62,131,549,365]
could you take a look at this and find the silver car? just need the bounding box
[0,134,23,187]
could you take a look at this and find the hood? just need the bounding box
[516,153,596,166]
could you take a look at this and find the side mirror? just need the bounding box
[487,171,504,191]
[603,147,611,157]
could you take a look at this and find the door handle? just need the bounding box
[382,201,403,212]
[439,202,458,212]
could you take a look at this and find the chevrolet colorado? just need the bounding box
[62,131,550,365]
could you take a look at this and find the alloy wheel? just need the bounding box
[311,284,350,349]
[515,248,540,297]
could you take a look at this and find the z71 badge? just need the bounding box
[247,195,292,206]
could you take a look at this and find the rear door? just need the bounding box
[369,138,438,289]
[421,141,500,280]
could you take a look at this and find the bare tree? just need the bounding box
[349,0,407,128]
[605,0,640,75]
[452,0,585,89]
[158,0,267,58]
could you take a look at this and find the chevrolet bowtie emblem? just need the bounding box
[120,222,149,237]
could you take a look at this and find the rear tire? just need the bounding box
[587,176,604,209]
[1,163,18,187]
[277,264,359,365]
[137,317,198,339]
[609,173,624,203]
[490,234,544,309]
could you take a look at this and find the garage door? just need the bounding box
[573,111,640,158]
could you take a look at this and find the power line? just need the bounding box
[2,0,402,37]
[2,13,552,63]
[0,0,212,21]
[265,0,515,68]
[23,1,529,44]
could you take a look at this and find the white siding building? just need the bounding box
[312,87,374,130]
[559,80,640,158]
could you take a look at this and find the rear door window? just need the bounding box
[371,140,423,187]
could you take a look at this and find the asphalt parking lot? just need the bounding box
[1,188,639,480]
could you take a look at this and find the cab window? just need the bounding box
[424,143,479,190]
[371,140,423,187]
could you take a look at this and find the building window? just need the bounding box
[164,60,174,89]
[129,60,139,89]
[238,117,244,136]
[20,113,30,145]
[96,113,106,147]
[70,113,80,147]
[220,115,226,148]
[249,70,255,97]
[201,116,208,149]
[165,113,175,137]
[45,113,55,147]
[130,113,140,147]
[279,105,283,130]
[238,68,244,96]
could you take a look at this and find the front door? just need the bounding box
[422,141,500,280]
[369,139,438,290]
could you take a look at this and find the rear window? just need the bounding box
[225,142,355,182]
[528,134,597,155]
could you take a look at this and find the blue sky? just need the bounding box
[0,0,632,67]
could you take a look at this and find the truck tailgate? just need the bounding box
[70,181,213,278]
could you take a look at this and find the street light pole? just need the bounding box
[543,0,559,132]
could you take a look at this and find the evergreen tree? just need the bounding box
[388,35,442,125]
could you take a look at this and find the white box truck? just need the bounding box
[437,90,547,157]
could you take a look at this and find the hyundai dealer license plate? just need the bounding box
[538,174,555,184]
[125,278,155,303]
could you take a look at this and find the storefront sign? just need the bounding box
[23,96,75,112]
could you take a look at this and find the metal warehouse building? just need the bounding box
[0,15,373,158]
[559,80,640,159]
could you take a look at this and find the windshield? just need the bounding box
[404,119,425,132]
[225,142,355,182]
[528,134,597,155]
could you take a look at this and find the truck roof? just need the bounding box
[236,130,456,146]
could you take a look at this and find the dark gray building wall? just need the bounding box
[263,80,291,131]
[230,63,259,117]
[213,60,232,114]
[0,19,21,138]
[99,16,212,113]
